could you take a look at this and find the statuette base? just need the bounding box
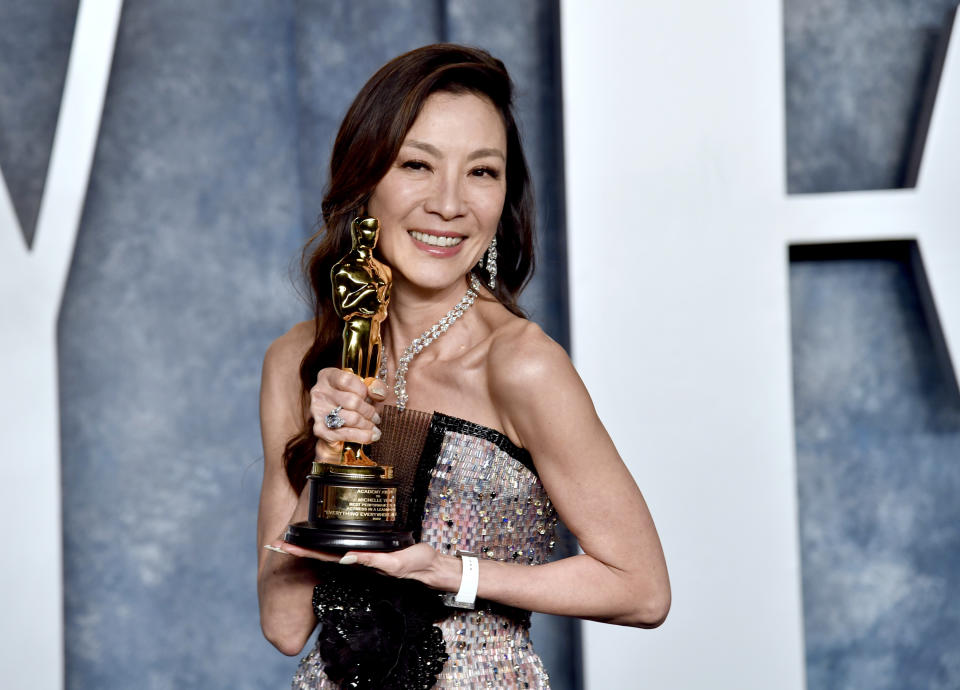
[284,522,414,553]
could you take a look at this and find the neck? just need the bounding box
[382,274,474,362]
[381,273,481,411]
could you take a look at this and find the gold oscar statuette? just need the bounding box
[284,217,414,552]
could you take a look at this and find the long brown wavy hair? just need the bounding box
[284,44,537,491]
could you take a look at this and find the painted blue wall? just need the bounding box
[785,0,960,193]
[786,1,960,687]
[790,254,960,689]
[58,2,307,687]
[0,0,78,246]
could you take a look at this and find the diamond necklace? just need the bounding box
[379,274,481,411]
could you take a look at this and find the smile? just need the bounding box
[408,230,464,247]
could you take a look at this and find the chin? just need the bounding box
[396,267,472,293]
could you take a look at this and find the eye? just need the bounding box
[470,166,501,179]
[401,159,431,172]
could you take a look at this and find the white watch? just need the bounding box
[443,551,480,609]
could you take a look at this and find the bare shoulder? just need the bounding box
[264,321,313,373]
[262,320,314,404]
[485,318,587,450]
[487,319,576,402]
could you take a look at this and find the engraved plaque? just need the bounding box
[319,485,397,522]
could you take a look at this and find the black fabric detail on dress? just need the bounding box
[312,563,448,690]
[431,411,537,477]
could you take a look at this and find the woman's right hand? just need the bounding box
[310,368,387,461]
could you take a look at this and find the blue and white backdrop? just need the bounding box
[1,1,958,689]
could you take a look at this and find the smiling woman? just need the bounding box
[369,92,506,294]
[256,44,670,690]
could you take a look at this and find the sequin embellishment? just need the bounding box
[291,412,556,689]
[420,425,555,688]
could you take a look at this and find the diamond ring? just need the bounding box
[324,405,345,430]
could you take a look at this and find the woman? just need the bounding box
[257,44,670,689]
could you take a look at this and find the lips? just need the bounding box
[408,230,464,247]
[406,229,468,258]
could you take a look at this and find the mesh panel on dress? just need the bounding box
[368,404,432,528]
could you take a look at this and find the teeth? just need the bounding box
[409,230,464,247]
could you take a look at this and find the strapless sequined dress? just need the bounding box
[291,406,558,689]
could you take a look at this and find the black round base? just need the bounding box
[284,521,415,553]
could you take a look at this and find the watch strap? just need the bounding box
[442,551,480,609]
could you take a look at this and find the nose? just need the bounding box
[423,169,466,220]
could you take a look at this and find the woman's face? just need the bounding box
[367,91,507,295]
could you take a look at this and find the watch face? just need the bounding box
[442,593,475,610]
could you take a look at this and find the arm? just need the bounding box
[256,324,385,654]
[256,328,320,655]
[279,324,670,628]
[480,326,670,626]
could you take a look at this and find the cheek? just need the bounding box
[365,189,389,220]
[374,220,405,263]
[367,173,402,217]
[370,204,411,264]
[369,185,422,231]
[481,189,507,229]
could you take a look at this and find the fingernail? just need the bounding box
[371,381,386,397]
[371,427,382,442]
[263,544,287,554]
[339,554,358,565]
[373,412,382,425]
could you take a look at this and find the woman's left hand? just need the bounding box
[266,541,459,592]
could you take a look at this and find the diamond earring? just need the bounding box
[484,237,497,290]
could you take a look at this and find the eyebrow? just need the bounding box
[468,147,506,162]
[404,140,506,162]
